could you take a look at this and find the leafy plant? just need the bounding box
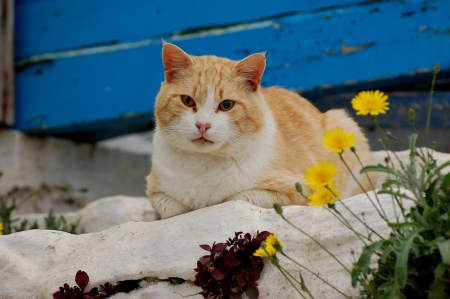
[0,182,84,235]
[352,145,450,299]
[45,209,83,234]
[53,270,117,299]
[194,231,270,299]
[255,64,450,298]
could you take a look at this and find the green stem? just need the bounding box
[338,154,389,223]
[278,213,352,273]
[326,208,368,244]
[330,188,384,239]
[280,265,315,299]
[351,149,389,221]
[373,118,403,167]
[426,65,439,151]
[276,265,308,299]
[280,251,352,299]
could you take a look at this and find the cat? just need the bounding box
[146,42,376,219]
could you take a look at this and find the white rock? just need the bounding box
[1,149,448,299]
[15,196,159,233]
[0,194,407,299]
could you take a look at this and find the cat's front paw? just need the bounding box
[150,193,191,219]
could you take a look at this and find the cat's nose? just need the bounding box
[196,122,211,134]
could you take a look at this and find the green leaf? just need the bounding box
[381,179,402,189]
[428,277,450,299]
[361,164,405,178]
[390,227,424,288]
[377,190,416,201]
[352,241,383,287]
[441,172,450,192]
[434,262,448,277]
[299,273,309,292]
[378,279,406,299]
[437,239,450,265]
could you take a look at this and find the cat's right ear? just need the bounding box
[162,42,193,83]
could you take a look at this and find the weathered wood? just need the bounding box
[0,0,14,126]
[13,0,450,141]
[14,0,367,58]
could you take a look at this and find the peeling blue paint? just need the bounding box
[13,0,450,141]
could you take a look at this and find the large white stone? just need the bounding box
[1,193,407,299]
[1,149,448,299]
[14,196,159,233]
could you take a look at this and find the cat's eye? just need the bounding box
[218,100,235,111]
[181,95,196,107]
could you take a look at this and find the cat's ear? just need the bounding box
[162,42,193,83]
[235,53,266,91]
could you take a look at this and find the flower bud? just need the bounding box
[408,108,416,124]
[434,63,440,73]
[273,203,283,215]
[295,182,303,194]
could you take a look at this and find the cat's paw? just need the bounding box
[150,193,191,219]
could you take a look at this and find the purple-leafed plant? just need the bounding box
[53,270,117,299]
[194,231,271,299]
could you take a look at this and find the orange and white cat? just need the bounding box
[146,43,375,219]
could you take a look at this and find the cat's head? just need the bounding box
[154,43,267,155]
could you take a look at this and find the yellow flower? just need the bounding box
[351,90,389,116]
[253,234,283,258]
[304,161,338,189]
[323,127,357,153]
[265,234,283,247]
[308,184,341,207]
[0,222,3,235]
[254,243,277,258]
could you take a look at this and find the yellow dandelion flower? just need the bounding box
[265,234,283,247]
[253,234,283,258]
[304,161,338,189]
[254,243,277,258]
[308,184,341,207]
[351,90,389,116]
[323,127,357,153]
[0,222,3,235]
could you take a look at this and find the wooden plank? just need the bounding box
[14,0,450,140]
[0,0,14,126]
[15,0,370,58]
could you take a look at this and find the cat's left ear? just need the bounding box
[235,53,266,91]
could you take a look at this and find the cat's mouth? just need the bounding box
[192,137,214,145]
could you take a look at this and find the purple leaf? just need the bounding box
[52,292,64,299]
[199,244,211,251]
[245,285,259,299]
[247,268,261,282]
[223,254,238,270]
[211,268,227,281]
[236,274,247,286]
[253,231,271,248]
[63,283,71,293]
[75,270,89,291]
[85,287,99,296]
[199,256,211,264]
[213,243,227,253]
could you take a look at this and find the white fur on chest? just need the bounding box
[151,110,276,209]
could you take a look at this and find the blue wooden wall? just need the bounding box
[14,0,450,141]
